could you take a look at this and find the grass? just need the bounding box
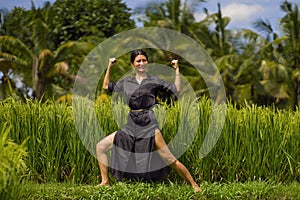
[20,181,300,200]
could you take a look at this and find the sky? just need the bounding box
[0,0,297,34]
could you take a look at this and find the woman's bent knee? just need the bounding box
[96,132,116,153]
[96,141,106,153]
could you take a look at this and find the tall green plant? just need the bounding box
[0,123,27,199]
[0,98,299,184]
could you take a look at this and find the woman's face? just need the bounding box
[132,55,148,73]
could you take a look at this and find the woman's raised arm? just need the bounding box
[102,57,117,90]
[171,59,181,93]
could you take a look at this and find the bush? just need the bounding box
[0,123,27,199]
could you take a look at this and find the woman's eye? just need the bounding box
[135,59,147,63]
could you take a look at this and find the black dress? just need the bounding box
[108,74,177,182]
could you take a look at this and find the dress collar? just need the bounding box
[130,73,152,82]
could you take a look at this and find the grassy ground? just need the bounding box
[20,181,300,200]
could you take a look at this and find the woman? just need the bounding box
[96,49,201,192]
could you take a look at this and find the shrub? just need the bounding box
[0,123,27,199]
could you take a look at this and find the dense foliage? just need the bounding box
[51,0,135,45]
[1,0,299,108]
[0,0,135,101]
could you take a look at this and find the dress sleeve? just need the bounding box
[108,79,124,93]
[157,77,178,97]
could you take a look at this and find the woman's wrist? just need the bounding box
[107,64,113,70]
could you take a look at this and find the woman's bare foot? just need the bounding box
[193,185,202,193]
[97,182,110,187]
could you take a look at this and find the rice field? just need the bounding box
[0,97,299,199]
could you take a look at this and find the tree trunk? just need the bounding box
[35,78,47,101]
[295,80,300,110]
[32,55,39,96]
[0,74,8,99]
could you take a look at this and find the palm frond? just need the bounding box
[0,35,33,60]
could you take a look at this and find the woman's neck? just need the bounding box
[135,72,147,83]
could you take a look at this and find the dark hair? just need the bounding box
[130,49,148,64]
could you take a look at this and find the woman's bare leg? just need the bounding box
[96,131,116,186]
[154,129,202,192]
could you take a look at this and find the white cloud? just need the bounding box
[193,12,206,22]
[222,3,265,24]
[193,3,266,29]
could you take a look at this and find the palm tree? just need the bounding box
[219,2,298,109]
[0,58,16,99]
[0,35,94,100]
[0,2,95,101]
[194,3,250,103]
[201,3,232,57]
[242,1,300,108]
[279,0,300,108]
[138,0,205,34]
[232,24,294,108]
[0,35,32,100]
